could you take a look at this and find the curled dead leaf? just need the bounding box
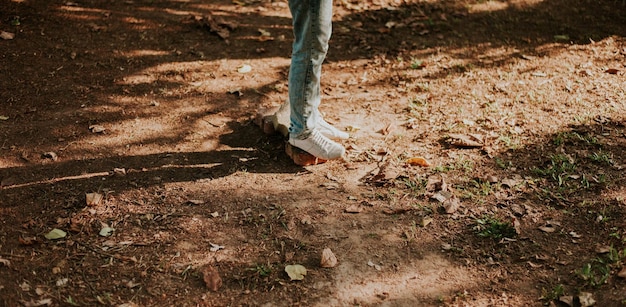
[443,196,460,214]
[89,125,106,133]
[86,193,103,206]
[285,264,307,281]
[618,267,626,278]
[448,133,484,148]
[0,257,10,267]
[41,152,58,161]
[201,266,222,292]
[0,31,15,40]
[406,157,430,167]
[320,248,338,268]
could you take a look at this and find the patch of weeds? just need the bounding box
[468,179,498,196]
[540,284,564,305]
[553,131,598,146]
[589,150,613,165]
[533,154,577,186]
[249,263,273,278]
[435,156,475,174]
[578,246,626,287]
[473,216,517,240]
[578,262,610,287]
[401,177,427,196]
[494,157,512,169]
[410,58,426,69]
[66,296,79,306]
[498,134,520,149]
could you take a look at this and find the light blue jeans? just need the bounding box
[288,0,333,139]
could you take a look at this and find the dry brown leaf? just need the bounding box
[538,225,555,233]
[86,193,103,206]
[382,206,414,215]
[89,125,106,133]
[19,236,39,246]
[0,257,10,267]
[0,31,15,40]
[320,248,338,268]
[448,133,484,148]
[618,267,626,278]
[201,266,222,292]
[345,204,363,213]
[406,157,430,167]
[443,196,460,214]
[605,68,619,74]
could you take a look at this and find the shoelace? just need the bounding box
[310,130,336,153]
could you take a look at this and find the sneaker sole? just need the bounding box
[285,142,327,166]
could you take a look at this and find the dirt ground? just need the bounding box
[1,0,626,306]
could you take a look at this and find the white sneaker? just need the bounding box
[289,129,345,160]
[318,118,349,140]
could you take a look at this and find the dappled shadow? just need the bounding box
[2,0,625,164]
[1,0,626,305]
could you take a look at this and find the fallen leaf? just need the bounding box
[605,68,619,75]
[0,31,15,40]
[595,245,611,254]
[44,229,67,240]
[345,204,363,213]
[432,190,452,203]
[186,199,205,205]
[126,280,140,289]
[0,115,8,120]
[285,264,307,280]
[569,231,582,238]
[538,226,555,233]
[406,157,430,167]
[209,243,224,252]
[237,64,252,73]
[0,257,10,267]
[41,152,58,161]
[578,292,595,307]
[618,267,626,278]
[443,196,460,214]
[320,182,340,190]
[448,133,484,148]
[320,248,338,268]
[192,14,233,42]
[99,226,114,237]
[420,217,433,227]
[19,236,39,246]
[201,266,222,291]
[367,260,382,271]
[559,296,574,306]
[89,125,106,133]
[501,177,523,188]
[86,193,103,206]
[20,299,52,307]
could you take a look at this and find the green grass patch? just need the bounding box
[473,216,517,240]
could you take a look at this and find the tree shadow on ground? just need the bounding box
[2,0,624,166]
